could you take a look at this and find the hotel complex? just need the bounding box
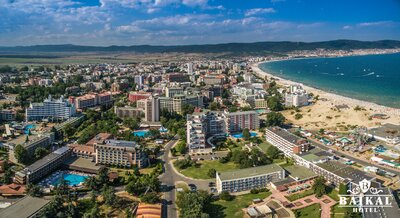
[224,110,260,134]
[68,92,113,110]
[15,147,72,184]
[95,139,147,168]
[26,95,76,121]
[216,164,285,193]
[265,127,374,188]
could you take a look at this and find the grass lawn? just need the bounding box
[286,189,315,202]
[110,168,134,180]
[294,203,321,218]
[331,203,352,218]
[177,160,238,179]
[258,142,272,153]
[326,187,339,201]
[209,191,271,218]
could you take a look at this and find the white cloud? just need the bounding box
[343,25,352,30]
[245,8,276,16]
[357,21,394,27]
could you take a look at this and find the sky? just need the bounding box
[0,0,399,46]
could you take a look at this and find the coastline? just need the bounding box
[251,60,400,119]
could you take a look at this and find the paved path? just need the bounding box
[265,188,336,218]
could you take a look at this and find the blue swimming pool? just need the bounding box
[231,132,257,139]
[52,174,88,186]
[24,124,36,134]
[133,130,150,137]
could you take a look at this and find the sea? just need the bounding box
[259,53,400,108]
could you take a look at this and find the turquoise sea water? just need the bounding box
[259,53,400,108]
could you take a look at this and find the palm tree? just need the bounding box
[84,176,98,190]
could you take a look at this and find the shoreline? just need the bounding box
[251,59,400,118]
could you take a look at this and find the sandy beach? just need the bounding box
[251,61,400,130]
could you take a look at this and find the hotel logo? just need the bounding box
[339,179,393,213]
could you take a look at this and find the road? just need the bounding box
[159,136,212,218]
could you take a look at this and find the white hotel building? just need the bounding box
[26,95,76,121]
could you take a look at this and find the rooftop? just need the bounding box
[0,196,50,218]
[267,127,305,145]
[25,146,70,173]
[284,165,317,180]
[218,164,283,181]
[369,123,400,138]
[316,161,373,183]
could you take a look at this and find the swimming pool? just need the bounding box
[231,132,257,139]
[133,130,150,137]
[24,124,36,134]
[52,173,88,186]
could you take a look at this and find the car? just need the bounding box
[210,187,217,193]
[208,182,215,187]
[188,184,197,192]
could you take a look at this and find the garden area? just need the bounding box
[286,189,315,202]
[294,203,321,218]
[208,190,272,218]
[175,160,238,179]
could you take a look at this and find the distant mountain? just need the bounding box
[0,40,399,55]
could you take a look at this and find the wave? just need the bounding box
[361,72,375,77]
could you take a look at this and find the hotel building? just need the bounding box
[223,110,260,133]
[95,139,147,168]
[14,146,72,184]
[265,127,310,157]
[143,96,160,122]
[265,127,374,188]
[128,91,152,102]
[216,164,285,193]
[26,95,76,121]
[69,92,112,110]
[114,106,143,119]
[7,133,55,159]
[186,111,225,154]
[165,86,184,97]
[0,109,16,121]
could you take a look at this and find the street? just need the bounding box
[159,136,212,218]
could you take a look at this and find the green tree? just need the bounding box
[265,112,285,127]
[313,176,327,198]
[176,190,211,218]
[14,144,28,164]
[219,191,234,201]
[98,167,109,185]
[267,96,283,111]
[266,146,281,159]
[34,147,48,159]
[2,168,13,184]
[242,128,251,141]
[207,168,216,178]
[26,184,43,197]
[141,192,160,204]
[175,140,187,155]
[102,186,116,206]
[339,183,347,195]
[84,176,98,190]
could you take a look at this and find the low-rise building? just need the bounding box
[14,146,72,184]
[0,196,50,218]
[216,164,285,193]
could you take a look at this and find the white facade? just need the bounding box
[26,95,76,121]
